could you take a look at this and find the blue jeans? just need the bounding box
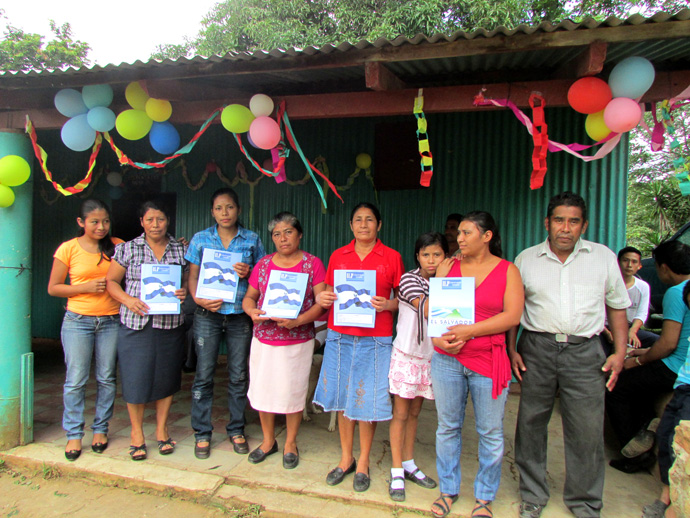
[60,310,119,440]
[431,352,508,500]
[190,309,253,441]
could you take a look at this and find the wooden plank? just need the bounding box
[555,40,608,78]
[365,62,406,91]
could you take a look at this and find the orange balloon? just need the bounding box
[568,77,612,114]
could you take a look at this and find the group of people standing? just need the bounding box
[48,188,687,518]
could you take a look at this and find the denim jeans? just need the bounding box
[190,309,253,441]
[431,352,508,500]
[60,310,119,440]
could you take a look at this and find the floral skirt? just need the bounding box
[388,347,434,400]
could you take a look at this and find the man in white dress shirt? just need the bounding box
[508,191,630,518]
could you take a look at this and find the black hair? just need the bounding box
[462,210,503,258]
[546,191,588,222]
[350,202,381,224]
[683,280,690,310]
[413,232,449,267]
[210,187,241,211]
[446,213,463,223]
[652,241,690,275]
[618,246,643,262]
[268,211,303,235]
[77,199,115,265]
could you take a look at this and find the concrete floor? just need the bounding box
[1,341,662,517]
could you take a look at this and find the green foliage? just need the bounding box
[0,10,90,71]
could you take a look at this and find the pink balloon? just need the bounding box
[249,117,281,150]
[603,98,642,133]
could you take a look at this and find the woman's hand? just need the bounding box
[432,336,466,355]
[273,316,302,329]
[435,257,456,278]
[247,307,270,325]
[196,298,224,312]
[234,262,251,279]
[174,287,187,303]
[444,323,475,343]
[125,296,149,316]
[371,295,391,313]
[83,277,107,294]
[316,290,338,309]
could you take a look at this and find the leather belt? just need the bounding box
[531,331,589,344]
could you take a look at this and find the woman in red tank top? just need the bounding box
[429,211,524,518]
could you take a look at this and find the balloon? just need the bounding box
[61,114,96,152]
[609,57,655,99]
[356,153,372,169]
[248,116,281,150]
[221,104,255,133]
[106,171,123,187]
[115,109,153,140]
[603,98,643,133]
[82,84,113,109]
[54,89,88,118]
[585,110,612,141]
[86,106,116,132]
[0,155,31,186]
[125,81,149,110]
[108,186,123,200]
[0,184,15,208]
[149,121,180,155]
[145,98,173,122]
[249,94,274,117]
[262,158,274,171]
[246,132,259,149]
[567,77,612,114]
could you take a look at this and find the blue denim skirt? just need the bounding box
[313,330,393,422]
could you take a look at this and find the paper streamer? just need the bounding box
[414,89,433,187]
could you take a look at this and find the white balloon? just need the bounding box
[106,171,123,187]
[249,94,274,117]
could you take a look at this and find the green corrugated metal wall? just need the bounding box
[31,107,628,338]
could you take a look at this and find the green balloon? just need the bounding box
[0,155,31,187]
[116,109,153,140]
[0,184,15,208]
[221,104,255,133]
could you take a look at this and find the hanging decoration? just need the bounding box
[529,93,549,190]
[413,89,433,187]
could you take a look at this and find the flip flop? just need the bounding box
[157,438,176,455]
[129,444,147,461]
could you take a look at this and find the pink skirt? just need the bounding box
[247,337,314,413]
[388,347,434,400]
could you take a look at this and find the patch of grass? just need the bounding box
[41,463,61,480]
[207,502,262,517]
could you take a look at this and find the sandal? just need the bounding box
[128,444,147,461]
[431,494,458,518]
[157,438,176,455]
[472,499,493,518]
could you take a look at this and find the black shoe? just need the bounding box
[65,449,82,461]
[609,450,656,473]
[194,440,211,459]
[389,476,405,502]
[283,449,299,469]
[91,440,108,454]
[230,434,250,455]
[326,459,356,486]
[353,470,370,492]
[405,468,437,489]
[248,441,278,464]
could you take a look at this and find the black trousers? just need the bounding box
[657,384,690,485]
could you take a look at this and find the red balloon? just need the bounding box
[567,77,612,114]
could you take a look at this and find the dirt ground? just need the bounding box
[0,461,260,518]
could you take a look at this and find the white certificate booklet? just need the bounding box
[428,277,475,337]
[260,270,309,319]
[197,249,243,303]
[333,270,376,328]
[140,264,181,315]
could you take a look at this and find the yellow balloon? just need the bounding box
[0,184,15,208]
[356,153,372,169]
[125,81,149,110]
[116,109,153,140]
[145,98,173,122]
[585,110,611,141]
[221,104,255,133]
[0,155,31,186]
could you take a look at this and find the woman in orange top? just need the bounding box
[48,200,123,461]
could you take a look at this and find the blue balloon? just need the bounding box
[109,186,124,200]
[61,115,96,152]
[82,84,114,109]
[149,121,180,155]
[87,107,116,132]
[608,56,655,99]
[54,89,88,118]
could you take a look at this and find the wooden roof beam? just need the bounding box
[555,40,608,79]
[365,62,406,91]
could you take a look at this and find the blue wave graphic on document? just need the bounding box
[142,277,177,299]
[336,283,373,310]
[266,282,302,306]
[202,262,237,287]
